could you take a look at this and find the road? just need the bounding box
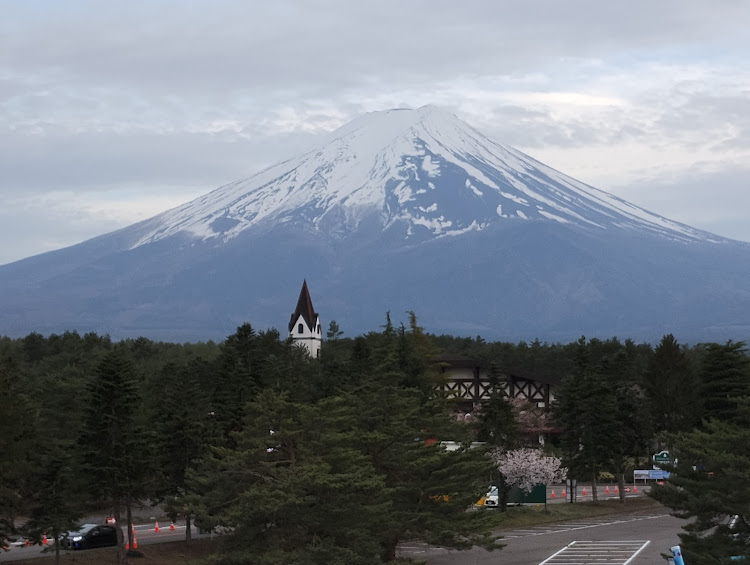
[398,507,685,564]
[4,513,681,565]
[0,522,198,563]
[0,485,660,563]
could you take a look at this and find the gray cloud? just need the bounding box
[4,1,749,94]
[0,129,317,195]
[613,164,750,242]
[1,0,750,264]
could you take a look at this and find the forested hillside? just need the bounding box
[1,317,748,563]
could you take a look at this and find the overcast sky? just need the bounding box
[2,1,749,265]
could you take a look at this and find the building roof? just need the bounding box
[434,354,560,386]
[289,280,318,332]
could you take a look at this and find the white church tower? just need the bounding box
[288,280,322,358]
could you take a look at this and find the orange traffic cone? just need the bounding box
[126,541,129,550]
[606,485,610,494]
[550,490,556,498]
[614,485,619,494]
[133,536,138,550]
[170,522,175,531]
[154,521,160,533]
[562,488,566,497]
[582,487,587,496]
[42,534,48,545]
[633,485,638,493]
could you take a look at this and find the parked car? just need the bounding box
[3,537,30,550]
[63,524,119,550]
[483,486,499,508]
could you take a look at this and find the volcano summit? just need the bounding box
[1,106,749,342]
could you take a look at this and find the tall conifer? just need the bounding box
[78,348,153,562]
[700,341,750,424]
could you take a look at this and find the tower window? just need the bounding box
[298,323,304,334]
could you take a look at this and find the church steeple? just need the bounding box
[289,280,321,357]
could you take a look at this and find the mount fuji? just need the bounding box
[2,105,749,342]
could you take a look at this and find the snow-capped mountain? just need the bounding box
[1,106,749,343]
[134,105,718,247]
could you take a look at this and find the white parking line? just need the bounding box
[502,514,663,539]
[539,540,650,565]
[623,540,651,565]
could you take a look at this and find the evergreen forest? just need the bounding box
[1,316,749,564]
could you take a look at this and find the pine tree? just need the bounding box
[602,350,651,502]
[345,379,501,560]
[0,358,37,542]
[700,341,750,424]
[554,337,619,503]
[78,348,154,562]
[344,315,502,560]
[643,334,699,437]
[150,361,210,542]
[191,389,387,564]
[24,450,81,565]
[326,320,344,341]
[651,398,750,564]
[210,324,293,441]
[210,324,259,440]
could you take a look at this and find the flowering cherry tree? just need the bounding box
[493,448,566,492]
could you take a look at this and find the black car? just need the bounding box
[64,524,119,550]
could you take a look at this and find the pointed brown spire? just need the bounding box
[289,280,318,332]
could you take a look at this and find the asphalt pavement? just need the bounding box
[0,484,660,564]
[0,521,198,563]
[398,507,685,564]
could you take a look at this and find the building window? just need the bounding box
[298,323,303,334]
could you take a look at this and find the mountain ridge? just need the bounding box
[0,106,748,342]
[128,105,724,250]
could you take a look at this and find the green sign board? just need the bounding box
[507,484,547,504]
[653,450,670,465]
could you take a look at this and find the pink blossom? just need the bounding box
[493,448,566,492]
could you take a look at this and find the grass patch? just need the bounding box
[489,496,663,530]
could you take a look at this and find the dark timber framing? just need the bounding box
[437,358,556,411]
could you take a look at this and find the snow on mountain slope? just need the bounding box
[133,105,722,249]
[3,106,750,343]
